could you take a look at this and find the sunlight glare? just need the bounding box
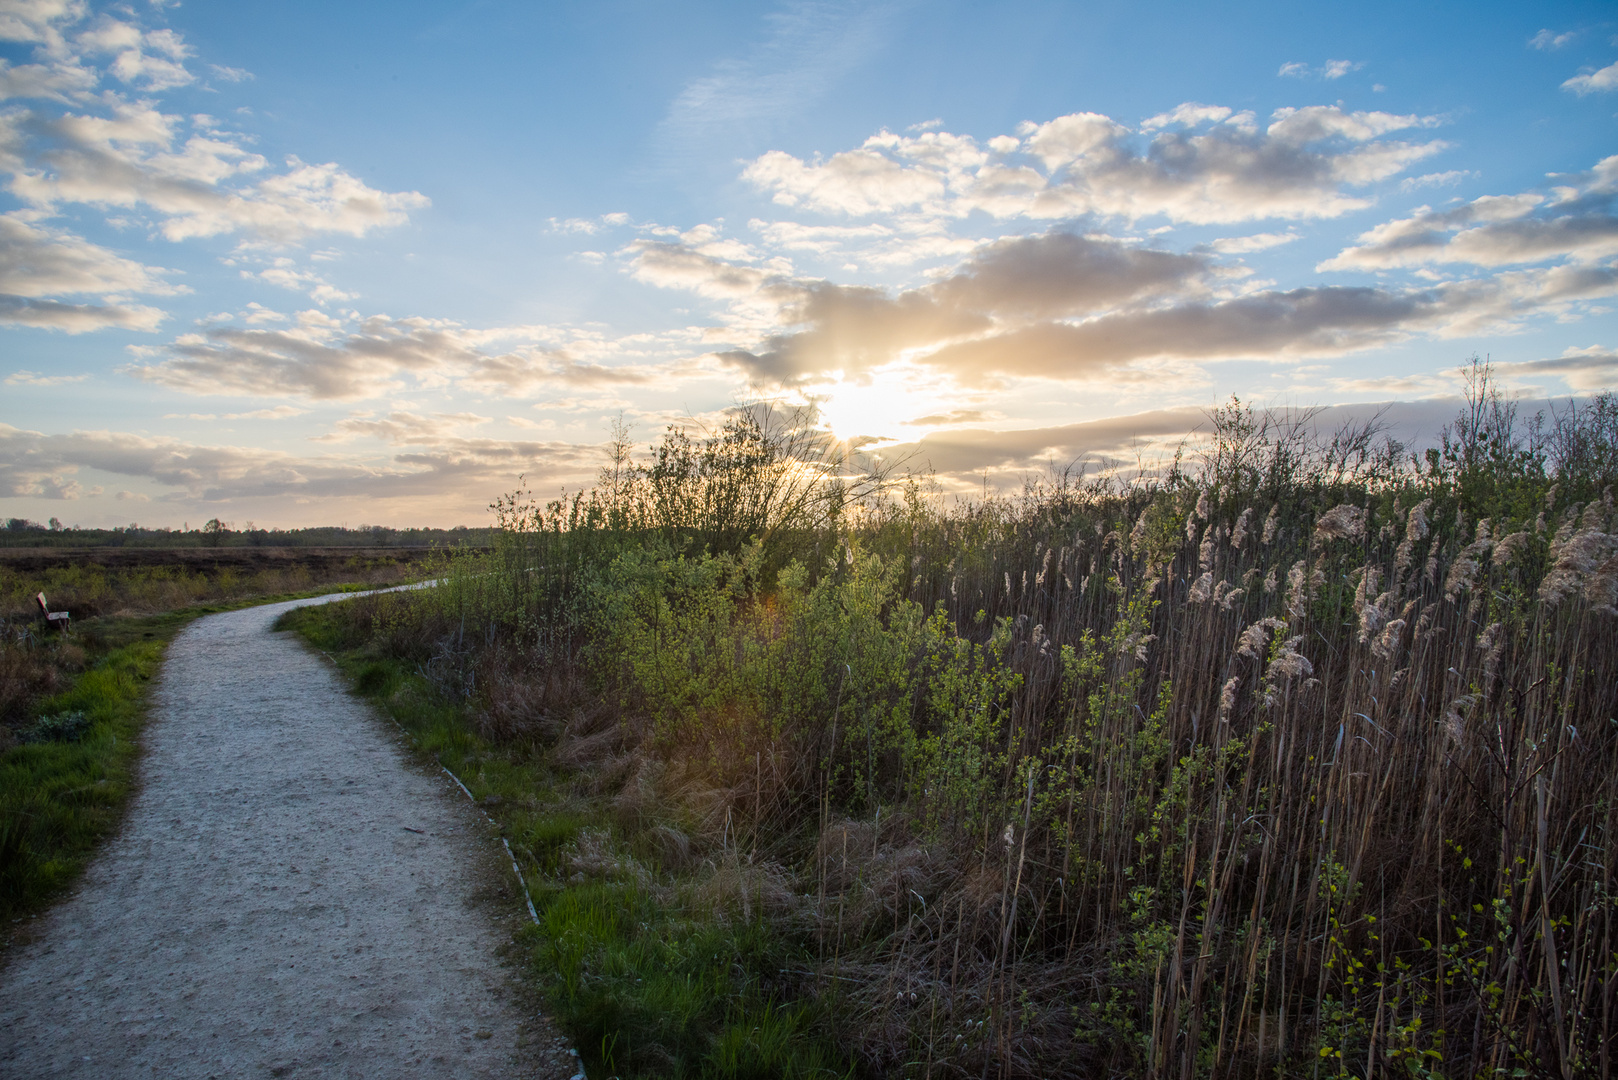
[814,374,941,443]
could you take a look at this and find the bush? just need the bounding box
[19,710,91,744]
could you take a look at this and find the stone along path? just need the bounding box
[0,593,575,1079]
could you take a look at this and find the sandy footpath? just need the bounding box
[0,592,576,1079]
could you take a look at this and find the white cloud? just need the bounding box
[748,218,892,253]
[749,213,975,268]
[741,105,1445,227]
[162,405,306,420]
[241,301,286,324]
[0,294,166,332]
[1140,102,1231,131]
[0,213,179,297]
[1322,155,1618,270]
[3,100,429,243]
[226,405,305,420]
[548,214,630,235]
[744,143,948,215]
[628,238,778,301]
[75,15,193,91]
[317,410,492,445]
[208,63,251,82]
[1327,372,1454,398]
[1495,345,1618,391]
[1529,29,1576,50]
[129,317,479,400]
[6,368,87,385]
[0,56,96,101]
[308,283,355,304]
[246,257,356,303]
[1400,170,1474,191]
[1208,231,1300,254]
[1279,60,1363,80]
[0,0,86,49]
[126,311,664,401]
[1563,60,1618,95]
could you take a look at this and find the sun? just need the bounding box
[813,374,939,444]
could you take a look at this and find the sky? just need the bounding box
[1,0,1616,529]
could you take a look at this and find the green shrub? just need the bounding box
[19,710,91,744]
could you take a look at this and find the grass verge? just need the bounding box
[279,600,853,1080]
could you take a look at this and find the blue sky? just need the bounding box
[2,0,1616,527]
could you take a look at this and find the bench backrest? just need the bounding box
[36,591,49,615]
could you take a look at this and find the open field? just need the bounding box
[0,545,458,621]
[292,380,1618,1079]
[0,523,496,551]
[0,544,444,572]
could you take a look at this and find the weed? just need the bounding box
[18,710,91,744]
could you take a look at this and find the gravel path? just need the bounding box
[0,592,575,1079]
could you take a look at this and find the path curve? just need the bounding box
[1,592,572,1079]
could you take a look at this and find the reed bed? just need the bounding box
[331,374,1618,1079]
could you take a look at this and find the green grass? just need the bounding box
[279,601,852,1080]
[0,632,158,917]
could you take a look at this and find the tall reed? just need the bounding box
[352,374,1618,1078]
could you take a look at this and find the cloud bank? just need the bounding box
[1322,157,1618,270]
[627,212,1618,392]
[126,310,664,401]
[0,421,601,507]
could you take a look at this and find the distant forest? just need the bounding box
[0,518,495,549]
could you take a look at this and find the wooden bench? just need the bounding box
[35,592,70,631]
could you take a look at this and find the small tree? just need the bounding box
[1437,355,1548,521]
